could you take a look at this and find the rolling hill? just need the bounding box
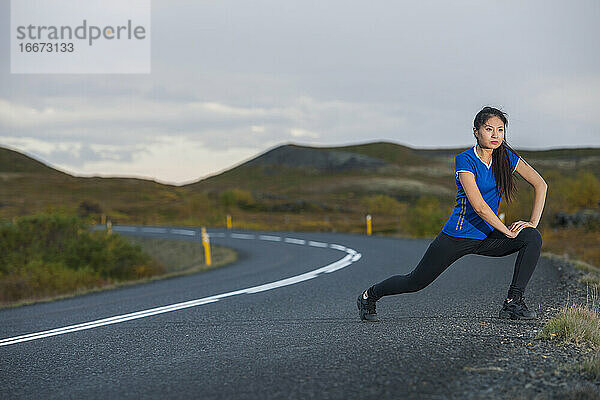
[0,142,599,234]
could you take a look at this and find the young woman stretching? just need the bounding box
[357,106,548,322]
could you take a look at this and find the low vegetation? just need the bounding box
[0,213,235,307]
[1,145,598,260]
[123,235,236,276]
[579,353,600,379]
[537,288,600,380]
[538,301,600,348]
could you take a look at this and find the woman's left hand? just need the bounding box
[508,220,536,232]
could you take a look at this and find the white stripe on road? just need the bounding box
[230,233,255,239]
[170,229,196,236]
[308,241,328,248]
[259,235,281,242]
[244,253,354,293]
[141,227,167,233]
[284,237,306,245]
[113,226,137,232]
[0,229,361,347]
[0,299,221,347]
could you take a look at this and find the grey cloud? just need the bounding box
[0,0,598,182]
[43,144,138,167]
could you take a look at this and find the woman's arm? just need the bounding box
[513,158,548,228]
[458,171,513,236]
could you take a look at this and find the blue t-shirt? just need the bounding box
[442,146,520,240]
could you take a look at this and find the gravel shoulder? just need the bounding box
[446,252,600,400]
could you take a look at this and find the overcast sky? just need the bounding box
[1,0,599,184]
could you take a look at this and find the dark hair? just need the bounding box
[473,106,519,204]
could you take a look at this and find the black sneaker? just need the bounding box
[499,297,537,320]
[357,292,378,322]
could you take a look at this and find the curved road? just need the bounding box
[0,226,560,399]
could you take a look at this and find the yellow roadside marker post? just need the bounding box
[101,214,106,225]
[366,214,372,236]
[106,219,112,235]
[226,214,232,229]
[201,227,212,266]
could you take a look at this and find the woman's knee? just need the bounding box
[518,227,542,248]
[406,271,434,292]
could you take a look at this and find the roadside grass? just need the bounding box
[581,274,600,291]
[573,259,600,290]
[0,213,165,306]
[580,353,600,379]
[537,286,600,380]
[122,236,237,275]
[537,298,600,348]
[541,251,600,290]
[1,239,236,309]
[0,231,237,310]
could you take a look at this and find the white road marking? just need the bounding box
[141,227,167,233]
[170,229,196,236]
[284,237,306,245]
[113,226,137,232]
[259,235,281,242]
[0,227,362,347]
[230,233,255,239]
[244,253,354,293]
[308,241,328,248]
[0,299,221,347]
[210,233,226,238]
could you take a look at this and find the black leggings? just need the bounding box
[369,227,543,301]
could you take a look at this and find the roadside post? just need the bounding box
[226,214,232,229]
[366,214,372,236]
[201,227,212,266]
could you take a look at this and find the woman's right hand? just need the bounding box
[504,224,526,238]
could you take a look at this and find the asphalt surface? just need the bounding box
[0,226,577,399]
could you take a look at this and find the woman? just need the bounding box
[357,106,548,322]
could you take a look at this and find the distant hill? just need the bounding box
[185,142,600,193]
[0,142,598,228]
[242,144,388,171]
[0,147,67,175]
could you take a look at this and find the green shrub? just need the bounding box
[0,260,104,303]
[0,212,164,303]
[405,196,451,237]
[363,194,407,216]
[537,170,600,214]
[219,189,255,210]
[566,171,600,210]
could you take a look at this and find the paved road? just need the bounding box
[0,226,559,399]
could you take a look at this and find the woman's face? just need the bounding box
[473,115,505,150]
